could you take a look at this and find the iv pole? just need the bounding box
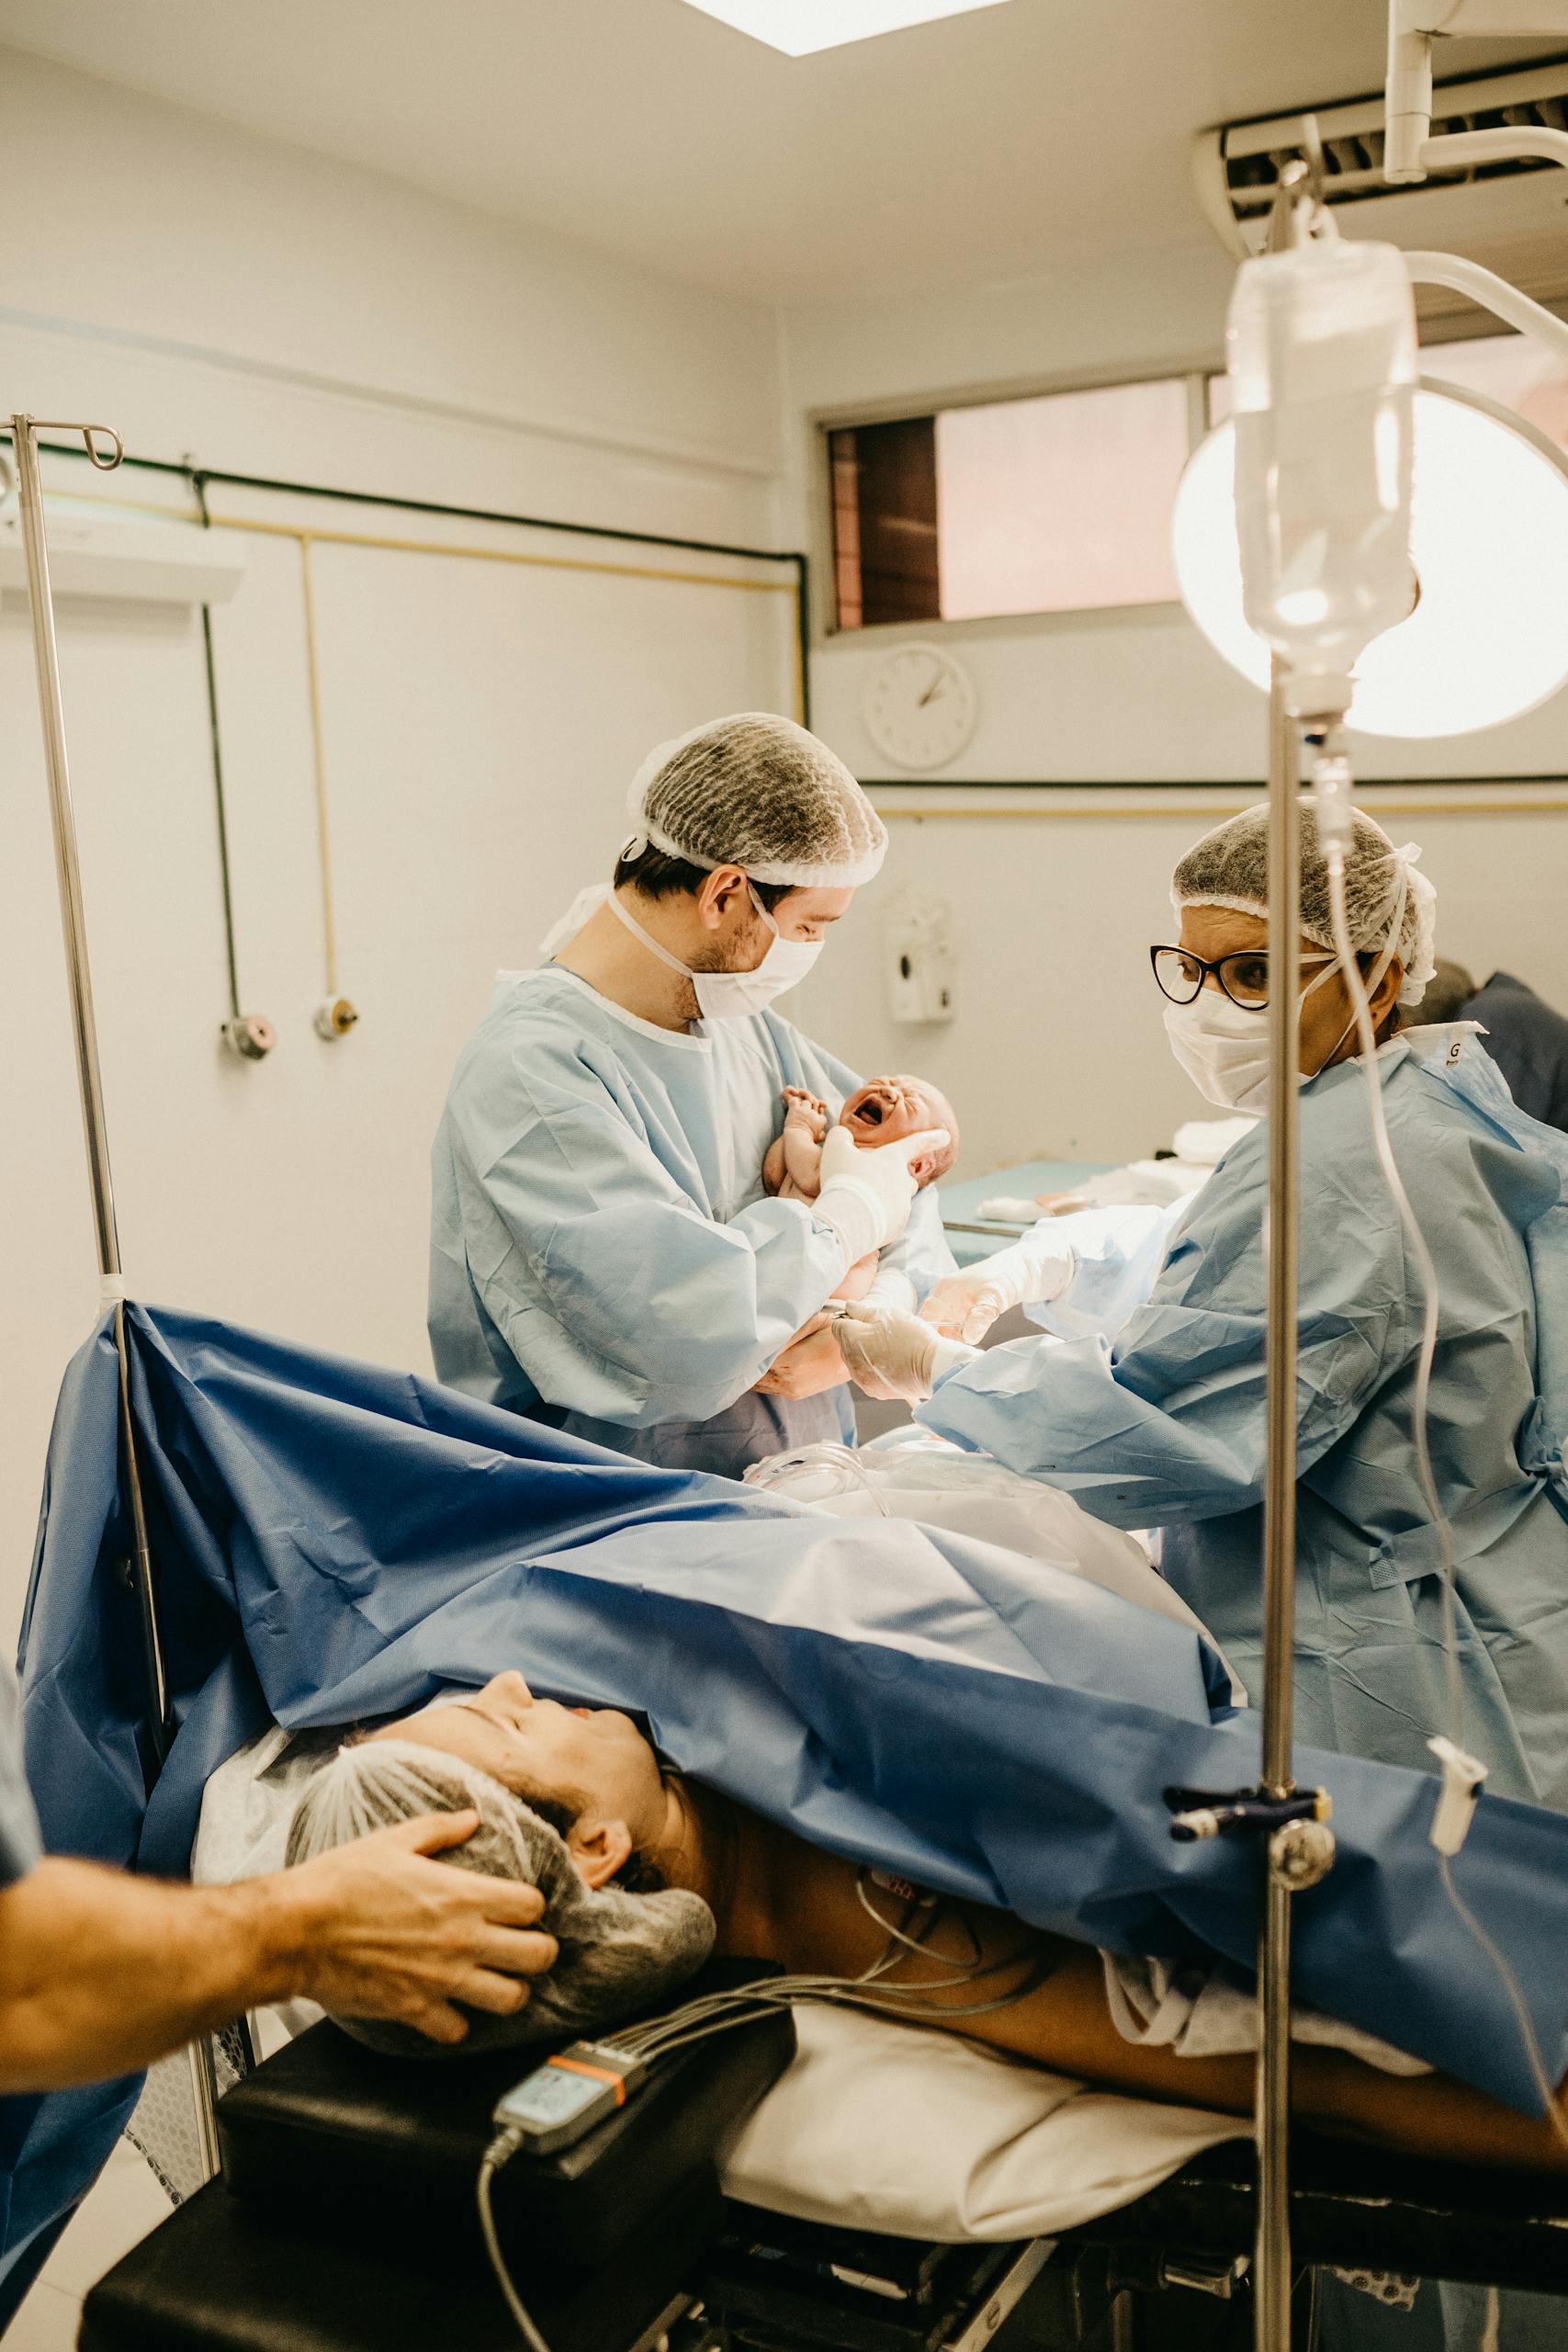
[6,413,223,2180]
[1234,158,1340,2351]
[1255,658,1302,2352]
[1244,23,1568,2320]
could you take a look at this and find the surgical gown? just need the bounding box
[431,967,954,1478]
[919,1036,1568,1805]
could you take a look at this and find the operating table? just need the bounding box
[81,1961,1568,2352]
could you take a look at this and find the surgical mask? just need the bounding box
[603,883,822,1021]
[1163,962,1340,1114]
[1164,854,1416,1112]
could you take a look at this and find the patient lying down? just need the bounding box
[761,1077,958,1301]
[285,1673,1568,2175]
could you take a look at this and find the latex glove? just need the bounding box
[919,1226,1078,1344]
[753,1314,850,1400]
[813,1122,952,1268]
[834,1302,979,1406]
[919,1272,1014,1346]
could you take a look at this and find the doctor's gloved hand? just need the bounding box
[919,1227,1080,1344]
[813,1123,952,1269]
[919,1272,1013,1346]
[276,1810,558,2047]
[834,1301,980,1406]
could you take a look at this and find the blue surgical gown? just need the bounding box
[431,967,954,1479]
[919,1036,1568,1805]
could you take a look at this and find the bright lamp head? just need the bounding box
[1172,379,1568,738]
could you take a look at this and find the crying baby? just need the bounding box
[761,1075,960,1301]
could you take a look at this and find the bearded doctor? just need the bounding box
[836,804,1568,1805]
[430,714,953,1480]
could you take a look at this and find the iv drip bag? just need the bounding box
[1228,235,1418,718]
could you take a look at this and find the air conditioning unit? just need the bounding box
[1195,57,1568,311]
[0,505,246,605]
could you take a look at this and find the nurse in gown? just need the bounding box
[836,804,1568,1807]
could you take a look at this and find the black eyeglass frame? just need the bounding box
[1148,943,1337,1013]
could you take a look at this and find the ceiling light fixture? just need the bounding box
[680,0,1013,57]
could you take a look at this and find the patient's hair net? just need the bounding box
[626,713,886,889]
[1171,801,1438,1006]
[285,1736,715,2058]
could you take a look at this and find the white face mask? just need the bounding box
[1162,962,1340,1114]
[604,884,822,1021]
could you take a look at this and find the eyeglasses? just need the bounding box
[1149,944,1337,1012]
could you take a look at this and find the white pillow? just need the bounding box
[719,2005,1243,2244]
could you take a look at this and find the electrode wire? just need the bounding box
[609,1873,1049,2069]
[478,2140,553,2352]
[476,1874,1059,2347]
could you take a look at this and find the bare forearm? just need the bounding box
[0,1859,309,2091]
[964,1951,1568,2173]
[734,1822,1568,2177]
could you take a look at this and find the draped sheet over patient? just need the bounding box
[17,1303,1568,2267]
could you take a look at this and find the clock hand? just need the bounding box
[917,665,947,708]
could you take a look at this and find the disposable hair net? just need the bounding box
[285,1736,715,2058]
[1171,801,1438,1006]
[626,713,886,889]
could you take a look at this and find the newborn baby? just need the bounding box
[763,1076,960,1301]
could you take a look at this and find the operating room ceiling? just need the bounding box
[0,0,1559,306]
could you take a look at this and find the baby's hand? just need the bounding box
[780,1087,829,1144]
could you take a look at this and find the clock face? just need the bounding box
[863,643,976,773]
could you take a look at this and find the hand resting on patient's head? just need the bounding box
[280,1674,1568,2178]
[285,1679,713,2056]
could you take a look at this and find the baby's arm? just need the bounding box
[774,1089,829,1203]
[830,1250,882,1303]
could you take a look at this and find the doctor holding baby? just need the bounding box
[429,714,955,1480]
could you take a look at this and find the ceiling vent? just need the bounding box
[1195,58,1568,311]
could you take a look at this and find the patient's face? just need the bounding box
[371,1672,668,1852]
[840,1076,958,1183]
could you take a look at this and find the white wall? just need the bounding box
[10,51,1568,1640]
[0,52,791,1634]
[781,254,1568,1176]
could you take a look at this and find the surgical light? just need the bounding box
[1172,381,1568,738]
[679,0,1012,55]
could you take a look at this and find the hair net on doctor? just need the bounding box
[626,713,886,889]
[1171,801,1438,1006]
[285,1737,715,2058]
